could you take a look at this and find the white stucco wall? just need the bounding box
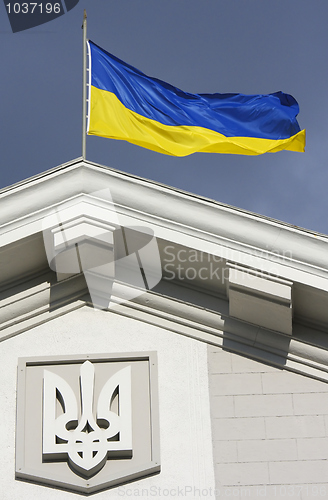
[0,306,215,499]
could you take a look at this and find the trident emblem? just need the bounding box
[42,361,133,478]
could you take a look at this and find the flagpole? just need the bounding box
[82,9,87,160]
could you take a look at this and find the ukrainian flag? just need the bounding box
[87,41,305,156]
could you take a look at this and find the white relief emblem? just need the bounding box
[16,353,160,494]
[42,361,132,478]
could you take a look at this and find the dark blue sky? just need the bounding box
[1,1,328,234]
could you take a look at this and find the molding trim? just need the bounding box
[2,159,328,284]
[1,276,328,384]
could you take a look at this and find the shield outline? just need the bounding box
[15,352,160,494]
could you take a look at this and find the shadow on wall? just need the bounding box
[221,315,291,370]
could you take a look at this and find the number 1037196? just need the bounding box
[6,3,62,14]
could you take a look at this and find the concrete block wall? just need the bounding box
[208,345,328,500]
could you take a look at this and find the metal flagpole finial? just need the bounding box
[82,10,87,160]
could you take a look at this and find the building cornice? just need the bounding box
[1,158,328,283]
[2,158,328,347]
[1,276,328,386]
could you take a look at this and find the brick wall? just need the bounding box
[208,345,328,500]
